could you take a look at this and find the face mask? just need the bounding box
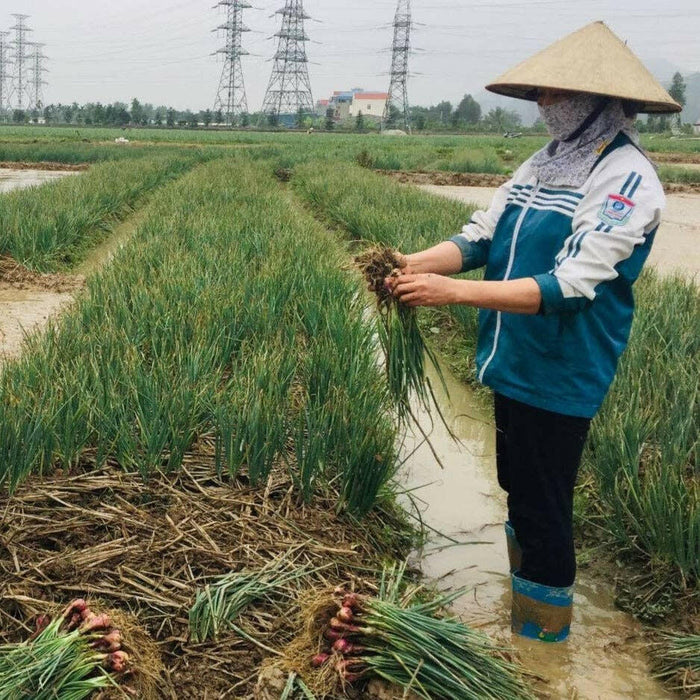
[539,94,599,141]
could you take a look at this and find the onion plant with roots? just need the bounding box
[0,600,128,700]
[354,247,451,445]
[310,563,535,699]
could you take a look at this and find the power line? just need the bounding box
[213,0,251,124]
[383,0,412,132]
[261,0,314,124]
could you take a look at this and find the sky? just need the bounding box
[2,0,699,112]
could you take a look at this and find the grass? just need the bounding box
[658,165,700,185]
[0,154,206,270]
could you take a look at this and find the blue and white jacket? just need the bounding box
[449,134,665,418]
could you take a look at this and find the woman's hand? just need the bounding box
[394,251,418,276]
[386,273,461,307]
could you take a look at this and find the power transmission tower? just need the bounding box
[261,0,314,125]
[9,14,33,111]
[382,0,412,133]
[0,32,12,113]
[29,43,48,116]
[213,0,250,125]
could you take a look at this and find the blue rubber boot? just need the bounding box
[511,573,574,643]
[505,521,522,574]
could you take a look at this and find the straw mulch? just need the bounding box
[0,439,413,699]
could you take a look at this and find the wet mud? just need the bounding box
[400,362,675,699]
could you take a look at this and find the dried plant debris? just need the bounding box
[0,445,411,699]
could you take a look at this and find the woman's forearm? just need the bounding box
[404,242,463,276]
[390,273,542,315]
[455,278,542,314]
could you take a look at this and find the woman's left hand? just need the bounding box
[387,273,461,307]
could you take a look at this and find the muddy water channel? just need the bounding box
[400,363,673,699]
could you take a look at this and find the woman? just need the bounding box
[387,22,681,643]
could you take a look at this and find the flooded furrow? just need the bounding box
[0,167,80,193]
[400,362,673,699]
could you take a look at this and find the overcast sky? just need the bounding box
[3,0,699,111]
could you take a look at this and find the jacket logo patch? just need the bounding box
[600,194,635,226]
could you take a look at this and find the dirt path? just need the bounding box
[402,363,674,699]
[653,151,700,165]
[419,184,700,278]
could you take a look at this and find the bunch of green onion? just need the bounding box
[189,551,317,643]
[313,581,534,699]
[653,632,700,694]
[355,247,448,431]
[0,600,127,700]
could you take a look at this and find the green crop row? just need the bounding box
[0,158,398,515]
[289,161,700,584]
[0,154,206,271]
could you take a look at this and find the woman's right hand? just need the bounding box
[395,251,418,275]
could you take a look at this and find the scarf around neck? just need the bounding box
[530,96,641,188]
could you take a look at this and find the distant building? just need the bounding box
[349,92,388,121]
[694,120,700,135]
[321,88,389,123]
[316,99,329,116]
[329,90,359,122]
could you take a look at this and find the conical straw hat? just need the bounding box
[486,21,681,114]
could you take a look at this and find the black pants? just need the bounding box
[495,393,591,588]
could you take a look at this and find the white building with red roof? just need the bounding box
[349,92,388,120]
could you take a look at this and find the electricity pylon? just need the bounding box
[382,0,412,133]
[213,0,250,125]
[29,43,48,114]
[9,14,33,111]
[261,0,314,125]
[0,32,12,113]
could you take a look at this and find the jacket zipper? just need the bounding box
[478,182,540,384]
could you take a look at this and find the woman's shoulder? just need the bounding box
[595,142,662,187]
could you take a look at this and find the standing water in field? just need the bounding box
[0,170,85,363]
[400,360,674,699]
[0,168,79,193]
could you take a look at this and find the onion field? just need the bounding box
[0,128,697,698]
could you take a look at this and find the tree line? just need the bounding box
[0,73,691,133]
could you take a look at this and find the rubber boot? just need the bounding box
[511,573,574,643]
[505,521,522,574]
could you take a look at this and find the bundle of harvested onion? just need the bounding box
[0,599,129,699]
[355,247,444,424]
[354,247,453,459]
[312,588,534,700]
